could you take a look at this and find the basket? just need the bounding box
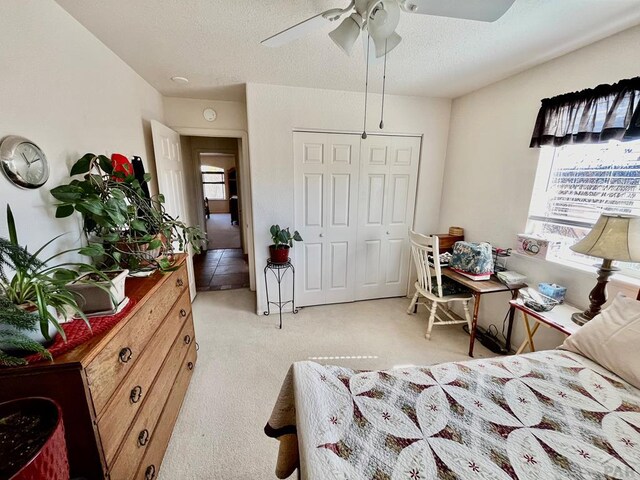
[519,287,559,312]
[449,226,464,236]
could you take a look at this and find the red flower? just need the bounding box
[111,153,133,181]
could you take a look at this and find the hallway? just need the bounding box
[194,248,249,291]
[206,213,241,250]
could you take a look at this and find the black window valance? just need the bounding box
[530,76,640,148]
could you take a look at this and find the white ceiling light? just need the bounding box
[329,13,363,55]
[170,76,189,84]
[367,0,402,57]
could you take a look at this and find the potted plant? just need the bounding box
[66,269,128,315]
[0,205,106,365]
[50,153,204,273]
[269,225,303,263]
[0,298,51,366]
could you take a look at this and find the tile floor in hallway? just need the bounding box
[194,248,250,291]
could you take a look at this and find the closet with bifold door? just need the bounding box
[293,131,421,307]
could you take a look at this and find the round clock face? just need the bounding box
[0,136,50,189]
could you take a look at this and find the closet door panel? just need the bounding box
[355,136,421,300]
[294,132,360,306]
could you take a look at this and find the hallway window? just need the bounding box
[202,166,226,200]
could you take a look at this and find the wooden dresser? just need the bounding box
[0,256,197,479]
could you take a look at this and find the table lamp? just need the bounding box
[570,214,640,325]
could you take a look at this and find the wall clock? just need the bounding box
[203,108,217,122]
[0,136,50,189]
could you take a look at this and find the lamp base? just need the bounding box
[571,311,591,326]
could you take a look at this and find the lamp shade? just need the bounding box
[329,14,363,55]
[570,214,640,261]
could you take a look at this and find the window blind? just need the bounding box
[529,142,640,228]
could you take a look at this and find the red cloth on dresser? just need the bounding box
[23,300,136,364]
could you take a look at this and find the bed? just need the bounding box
[266,350,640,480]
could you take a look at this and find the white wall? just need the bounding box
[246,83,452,314]
[163,97,247,131]
[439,25,640,351]
[0,0,164,254]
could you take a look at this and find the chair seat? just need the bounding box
[414,282,473,302]
[430,276,471,297]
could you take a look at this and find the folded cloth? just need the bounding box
[264,364,300,479]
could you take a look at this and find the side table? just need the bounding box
[264,259,297,329]
[509,299,581,354]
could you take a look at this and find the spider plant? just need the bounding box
[0,205,106,345]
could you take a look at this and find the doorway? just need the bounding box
[181,135,251,292]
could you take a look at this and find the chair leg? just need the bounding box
[425,301,437,340]
[407,290,420,314]
[463,300,472,330]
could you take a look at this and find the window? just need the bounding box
[527,139,640,277]
[202,166,226,200]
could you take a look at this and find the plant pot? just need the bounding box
[0,397,70,480]
[116,233,167,268]
[269,245,290,264]
[67,269,128,314]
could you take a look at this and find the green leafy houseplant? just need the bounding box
[0,206,107,366]
[269,225,302,263]
[50,153,204,272]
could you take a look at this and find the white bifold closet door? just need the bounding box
[294,133,361,306]
[355,135,421,300]
[293,132,421,307]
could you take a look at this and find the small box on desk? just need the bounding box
[516,234,559,259]
[434,233,464,253]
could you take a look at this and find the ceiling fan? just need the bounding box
[262,0,516,57]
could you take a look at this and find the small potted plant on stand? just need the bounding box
[269,225,303,264]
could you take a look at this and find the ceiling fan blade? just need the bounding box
[399,0,515,22]
[261,12,333,47]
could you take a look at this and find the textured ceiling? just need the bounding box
[56,0,640,102]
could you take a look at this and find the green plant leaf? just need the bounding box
[130,219,148,233]
[79,244,105,257]
[147,239,163,250]
[70,153,95,176]
[292,231,303,242]
[143,173,152,183]
[55,205,75,218]
[50,184,85,201]
[97,155,113,174]
[6,205,17,246]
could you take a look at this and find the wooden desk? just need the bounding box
[442,268,524,356]
[510,299,581,354]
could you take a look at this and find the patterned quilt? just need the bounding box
[266,351,640,480]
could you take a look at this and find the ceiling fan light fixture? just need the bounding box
[373,31,402,58]
[329,13,363,55]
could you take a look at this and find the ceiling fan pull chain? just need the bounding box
[380,38,388,130]
[362,34,371,140]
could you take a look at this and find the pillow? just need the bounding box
[560,293,640,389]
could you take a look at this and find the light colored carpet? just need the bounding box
[159,289,493,480]
[207,213,241,250]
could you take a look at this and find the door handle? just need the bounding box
[386,231,390,235]
[319,233,324,237]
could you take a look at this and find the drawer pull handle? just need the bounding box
[145,464,156,480]
[195,342,200,352]
[138,429,150,446]
[130,385,143,403]
[176,278,184,287]
[187,361,194,370]
[118,347,133,363]
[184,334,191,345]
[180,308,187,317]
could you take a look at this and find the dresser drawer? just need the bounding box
[108,317,195,480]
[134,343,197,480]
[87,264,188,415]
[97,289,191,465]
